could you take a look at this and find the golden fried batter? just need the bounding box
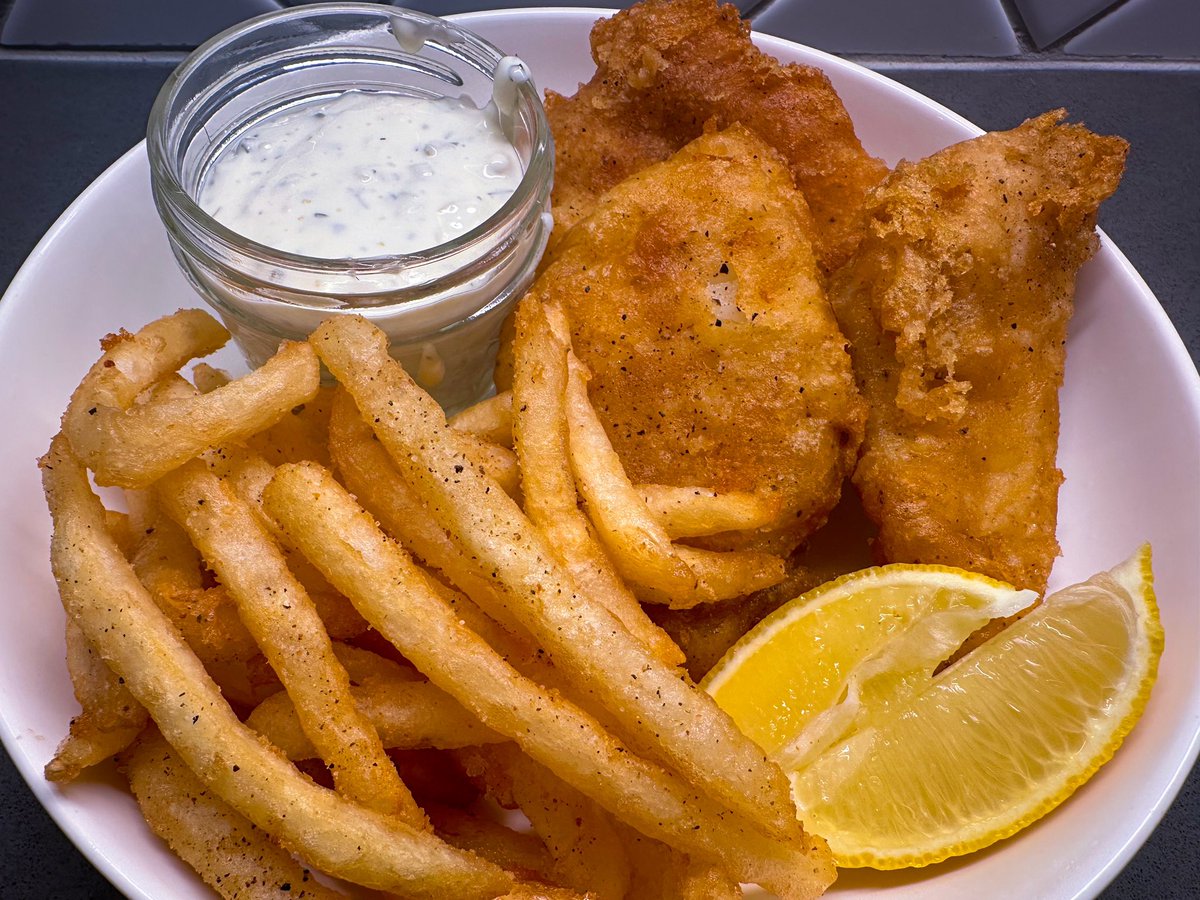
[830,110,1127,592]
[547,0,888,274]
[527,125,865,555]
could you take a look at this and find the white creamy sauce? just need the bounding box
[198,89,524,259]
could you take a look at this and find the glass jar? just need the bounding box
[147,3,553,412]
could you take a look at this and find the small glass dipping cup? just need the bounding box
[147,3,553,412]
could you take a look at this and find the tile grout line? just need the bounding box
[997,0,1037,54]
[1037,0,1138,52]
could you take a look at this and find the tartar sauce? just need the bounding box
[198,90,524,259]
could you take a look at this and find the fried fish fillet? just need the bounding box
[527,125,865,555]
[547,0,888,274]
[830,110,1128,592]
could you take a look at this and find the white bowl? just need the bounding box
[0,8,1196,899]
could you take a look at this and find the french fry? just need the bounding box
[309,316,803,843]
[45,621,149,782]
[65,316,320,488]
[190,362,231,393]
[633,544,788,609]
[329,388,531,644]
[202,446,348,605]
[247,676,503,759]
[263,460,835,898]
[639,484,781,539]
[457,430,522,499]
[677,545,786,600]
[41,435,512,899]
[127,487,268,668]
[156,459,422,825]
[124,730,344,900]
[104,510,137,558]
[67,310,229,413]
[564,351,786,606]
[512,296,683,666]
[618,821,744,900]
[246,385,334,467]
[501,885,590,900]
[449,390,514,447]
[461,743,633,900]
[331,642,423,684]
[126,488,205,597]
[426,803,556,883]
[563,350,698,595]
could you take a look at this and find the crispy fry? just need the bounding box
[331,642,423,684]
[246,385,334,467]
[65,315,319,487]
[449,390,514,447]
[457,430,522,499]
[202,446,348,604]
[45,621,149,782]
[66,309,228,413]
[462,743,633,899]
[247,676,503,759]
[566,349,785,607]
[669,545,787,608]
[263,460,835,897]
[124,730,343,900]
[104,510,137,558]
[512,296,683,665]
[42,435,511,898]
[639,484,781,539]
[426,803,557,884]
[156,459,422,825]
[618,821,743,900]
[190,362,231,393]
[564,351,698,595]
[329,388,531,644]
[311,316,804,840]
[126,488,205,597]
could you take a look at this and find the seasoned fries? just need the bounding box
[42,305,840,896]
[450,389,515,447]
[63,310,319,487]
[310,315,803,842]
[45,622,148,783]
[247,676,505,759]
[640,484,782,539]
[156,459,423,824]
[563,350,699,596]
[511,296,684,665]
[264,460,833,896]
[125,730,345,900]
[42,434,512,898]
[457,743,633,899]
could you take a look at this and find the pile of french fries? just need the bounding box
[41,304,835,899]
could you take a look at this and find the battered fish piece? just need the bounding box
[547,0,887,274]
[830,110,1127,592]
[528,125,865,555]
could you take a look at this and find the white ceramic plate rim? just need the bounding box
[1,7,1197,899]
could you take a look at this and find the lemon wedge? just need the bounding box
[702,564,1037,768]
[705,547,1163,869]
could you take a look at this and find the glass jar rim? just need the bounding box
[146,1,553,275]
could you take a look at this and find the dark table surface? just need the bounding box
[1,4,1198,898]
